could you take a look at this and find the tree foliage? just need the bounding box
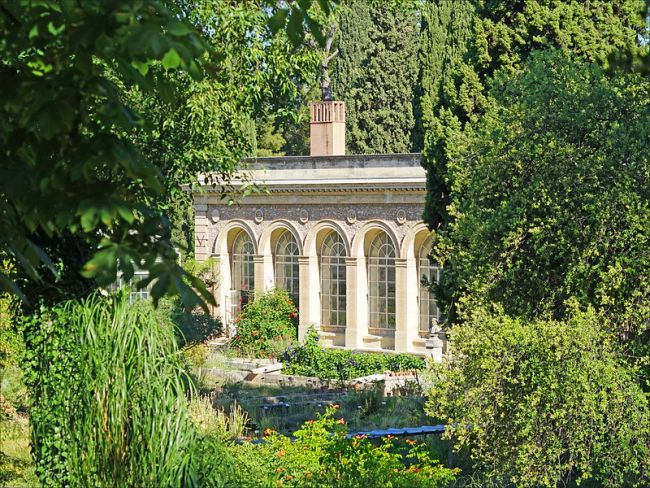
[0,0,333,309]
[420,0,648,228]
[426,304,650,487]
[332,0,420,154]
[433,52,650,360]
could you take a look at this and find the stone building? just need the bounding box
[193,101,442,355]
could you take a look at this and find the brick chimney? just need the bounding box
[309,101,345,156]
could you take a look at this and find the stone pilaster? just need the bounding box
[395,257,418,353]
[345,256,367,349]
[253,254,274,294]
[217,252,231,325]
[194,203,209,261]
[298,256,320,341]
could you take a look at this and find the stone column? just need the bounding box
[253,254,274,294]
[345,256,367,349]
[298,256,320,341]
[395,257,418,353]
[217,251,231,327]
[209,255,221,318]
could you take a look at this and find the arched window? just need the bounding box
[418,236,441,331]
[274,230,300,307]
[320,232,347,327]
[367,232,396,329]
[231,231,255,316]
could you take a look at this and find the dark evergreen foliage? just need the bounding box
[419,0,648,229]
[333,1,420,154]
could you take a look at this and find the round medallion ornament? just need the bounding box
[209,208,220,223]
[254,209,264,224]
[396,209,407,225]
[346,209,357,224]
[299,209,309,224]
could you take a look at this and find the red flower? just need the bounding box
[337,418,345,425]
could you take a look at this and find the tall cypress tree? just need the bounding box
[420,0,648,229]
[417,0,476,228]
[333,1,420,154]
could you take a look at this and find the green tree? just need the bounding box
[0,0,332,308]
[417,0,477,227]
[433,52,650,365]
[123,2,324,257]
[426,304,650,487]
[332,0,420,154]
[420,0,648,228]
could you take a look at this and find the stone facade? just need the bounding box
[193,153,444,356]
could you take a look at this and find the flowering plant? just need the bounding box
[230,289,297,358]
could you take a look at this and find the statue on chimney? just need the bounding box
[320,25,338,101]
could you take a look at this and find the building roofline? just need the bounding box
[243,152,422,169]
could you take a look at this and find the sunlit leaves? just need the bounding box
[1,0,333,310]
[435,51,650,352]
[426,305,650,486]
[268,0,338,47]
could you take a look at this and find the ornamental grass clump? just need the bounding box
[22,292,197,487]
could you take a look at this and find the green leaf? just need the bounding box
[80,209,98,232]
[286,10,305,47]
[317,0,332,17]
[162,48,181,69]
[131,60,149,76]
[47,21,65,36]
[168,20,191,37]
[268,8,289,35]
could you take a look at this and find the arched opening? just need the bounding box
[367,231,396,330]
[230,230,255,318]
[418,236,440,332]
[273,230,300,307]
[319,231,347,328]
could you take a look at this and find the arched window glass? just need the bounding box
[231,231,255,317]
[418,236,441,331]
[367,232,396,329]
[320,232,347,327]
[274,230,300,307]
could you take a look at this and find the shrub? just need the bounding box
[21,292,197,487]
[282,328,425,380]
[426,304,650,488]
[1,258,23,371]
[196,406,458,487]
[182,343,210,369]
[230,289,298,358]
[258,407,455,487]
[156,296,222,348]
